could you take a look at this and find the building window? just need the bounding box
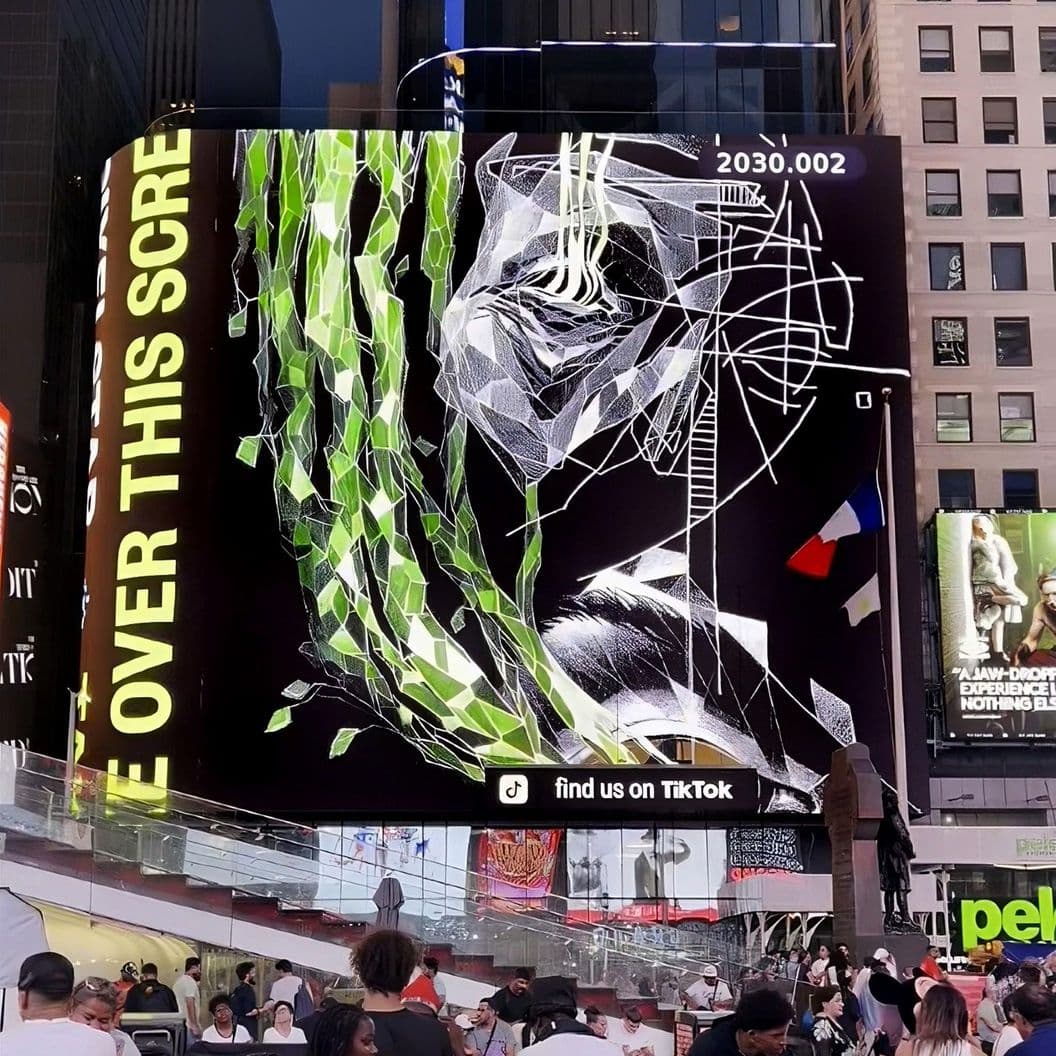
[995,318,1031,365]
[921,27,955,70]
[1046,99,1056,142]
[1049,171,1056,215]
[986,170,1022,216]
[926,170,961,215]
[980,27,1015,70]
[933,317,969,365]
[999,393,1036,441]
[923,97,958,141]
[991,243,1027,290]
[930,243,966,290]
[937,393,972,442]
[938,469,976,508]
[1003,469,1039,507]
[982,97,1018,143]
[1041,27,1056,69]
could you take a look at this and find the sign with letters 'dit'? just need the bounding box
[487,767,759,822]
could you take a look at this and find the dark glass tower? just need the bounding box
[0,0,149,749]
[397,0,843,133]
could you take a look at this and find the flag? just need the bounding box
[843,573,881,627]
[787,475,884,579]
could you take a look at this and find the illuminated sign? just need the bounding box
[958,887,1056,949]
[79,132,919,816]
[935,510,1056,741]
[0,401,10,610]
[80,130,193,801]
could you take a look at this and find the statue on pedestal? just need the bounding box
[877,787,922,934]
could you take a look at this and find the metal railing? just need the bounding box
[0,745,757,991]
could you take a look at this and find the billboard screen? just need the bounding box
[936,510,1056,741]
[79,130,920,816]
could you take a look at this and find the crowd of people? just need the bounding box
[6,937,1056,1056]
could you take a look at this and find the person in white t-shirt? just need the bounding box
[3,952,116,1056]
[173,956,203,1040]
[266,958,305,1011]
[263,1000,309,1045]
[606,1006,655,1056]
[685,966,735,1012]
[201,994,254,1044]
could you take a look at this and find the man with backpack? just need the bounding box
[263,959,315,1022]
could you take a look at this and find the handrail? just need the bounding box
[0,746,756,982]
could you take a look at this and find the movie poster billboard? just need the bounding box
[936,511,1056,741]
[78,130,922,816]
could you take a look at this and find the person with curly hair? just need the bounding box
[352,930,453,1056]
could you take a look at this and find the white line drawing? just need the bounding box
[437,133,904,809]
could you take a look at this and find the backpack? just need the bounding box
[293,980,315,1021]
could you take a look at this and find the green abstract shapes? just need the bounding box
[232,130,630,781]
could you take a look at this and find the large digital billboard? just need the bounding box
[936,510,1056,741]
[78,130,922,816]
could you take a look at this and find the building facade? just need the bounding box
[396,0,845,132]
[146,0,281,126]
[841,0,1056,943]
[0,0,149,749]
[847,0,1056,518]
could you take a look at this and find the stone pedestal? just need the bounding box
[824,744,927,968]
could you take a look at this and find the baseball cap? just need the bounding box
[874,948,892,962]
[121,961,139,979]
[18,952,75,1000]
[703,964,719,978]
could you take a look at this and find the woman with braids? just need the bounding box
[71,977,143,1056]
[310,1003,378,1056]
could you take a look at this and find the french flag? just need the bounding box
[787,476,885,579]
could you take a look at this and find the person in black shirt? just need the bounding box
[297,995,340,1045]
[688,988,794,1056]
[492,970,533,1024]
[123,962,179,1014]
[353,929,454,1056]
[229,961,259,1040]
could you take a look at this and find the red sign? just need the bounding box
[0,401,11,602]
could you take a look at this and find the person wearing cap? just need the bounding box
[492,968,534,1030]
[687,987,794,1056]
[112,962,137,1027]
[853,953,905,1054]
[607,1006,655,1056]
[686,966,735,1012]
[4,952,117,1055]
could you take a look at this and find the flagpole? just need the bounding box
[882,387,910,821]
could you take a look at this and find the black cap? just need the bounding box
[530,976,578,1017]
[18,953,75,1000]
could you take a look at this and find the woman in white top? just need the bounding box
[809,946,832,988]
[263,1000,309,1045]
[992,994,1023,1056]
[894,985,983,1056]
[202,994,254,1044]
